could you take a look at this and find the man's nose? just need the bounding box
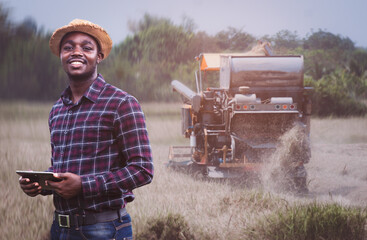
[71,46,83,56]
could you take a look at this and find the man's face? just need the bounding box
[60,32,102,80]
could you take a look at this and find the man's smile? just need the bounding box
[68,59,86,67]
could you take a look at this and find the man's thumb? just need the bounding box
[54,173,65,179]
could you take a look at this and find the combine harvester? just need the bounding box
[168,42,312,192]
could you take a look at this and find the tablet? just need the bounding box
[16,170,62,190]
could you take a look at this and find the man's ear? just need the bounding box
[97,52,104,64]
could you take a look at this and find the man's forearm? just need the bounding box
[80,156,153,198]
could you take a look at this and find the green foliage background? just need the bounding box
[1,4,366,116]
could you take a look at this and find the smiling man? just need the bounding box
[18,19,153,240]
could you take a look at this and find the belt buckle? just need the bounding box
[58,214,70,228]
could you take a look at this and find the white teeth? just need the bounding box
[71,62,83,66]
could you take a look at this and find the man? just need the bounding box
[19,19,153,239]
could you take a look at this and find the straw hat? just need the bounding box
[49,19,113,59]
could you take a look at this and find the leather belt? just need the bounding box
[54,208,127,228]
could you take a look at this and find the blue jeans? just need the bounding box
[51,213,133,240]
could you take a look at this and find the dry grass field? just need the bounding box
[1,101,367,239]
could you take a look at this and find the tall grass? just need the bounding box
[245,203,367,240]
[0,101,54,239]
[1,101,366,239]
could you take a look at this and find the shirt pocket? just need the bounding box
[81,116,114,155]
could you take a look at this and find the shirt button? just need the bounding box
[64,130,68,134]
[68,110,72,114]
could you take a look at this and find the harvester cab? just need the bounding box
[168,43,312,192]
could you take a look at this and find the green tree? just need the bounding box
[304,29,355,51]
[0,4,65,100]
[0,3,12,65]
[302,49,338,80]
[272,29,301,50]
[0,6,366,116]
[0,34,65,100]
[349,49,367,77]
[215,27,255,52]
[305,70,367,116]
[108,14,195,101]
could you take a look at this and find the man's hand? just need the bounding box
[47,172,82,200]
[19,177,42,197]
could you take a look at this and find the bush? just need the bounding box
[136,213,196,240]
[305,71,367,117]
[245,202,367,240]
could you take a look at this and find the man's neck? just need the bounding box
[68,73,98,104]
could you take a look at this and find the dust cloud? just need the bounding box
[261,123,310,193]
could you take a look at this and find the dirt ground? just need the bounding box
[297,118,367,206]
[307,142,367,206]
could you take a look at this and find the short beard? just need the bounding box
[66,65,98,83]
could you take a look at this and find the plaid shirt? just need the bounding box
[47,74,153,214]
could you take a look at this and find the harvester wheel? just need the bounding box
[192,165,208,180]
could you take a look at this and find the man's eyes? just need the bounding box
[62,46,93,51]
[63,46,73,51]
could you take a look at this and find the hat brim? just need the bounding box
[49,20,112,59]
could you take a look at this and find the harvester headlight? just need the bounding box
[243,105,248,110]
[236,104,241,110]
[282,105,288,110]
[290,104,295,110]
[250,105,255,110]
[275,105,281,110]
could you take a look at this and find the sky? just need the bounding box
[2,0,367,47]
